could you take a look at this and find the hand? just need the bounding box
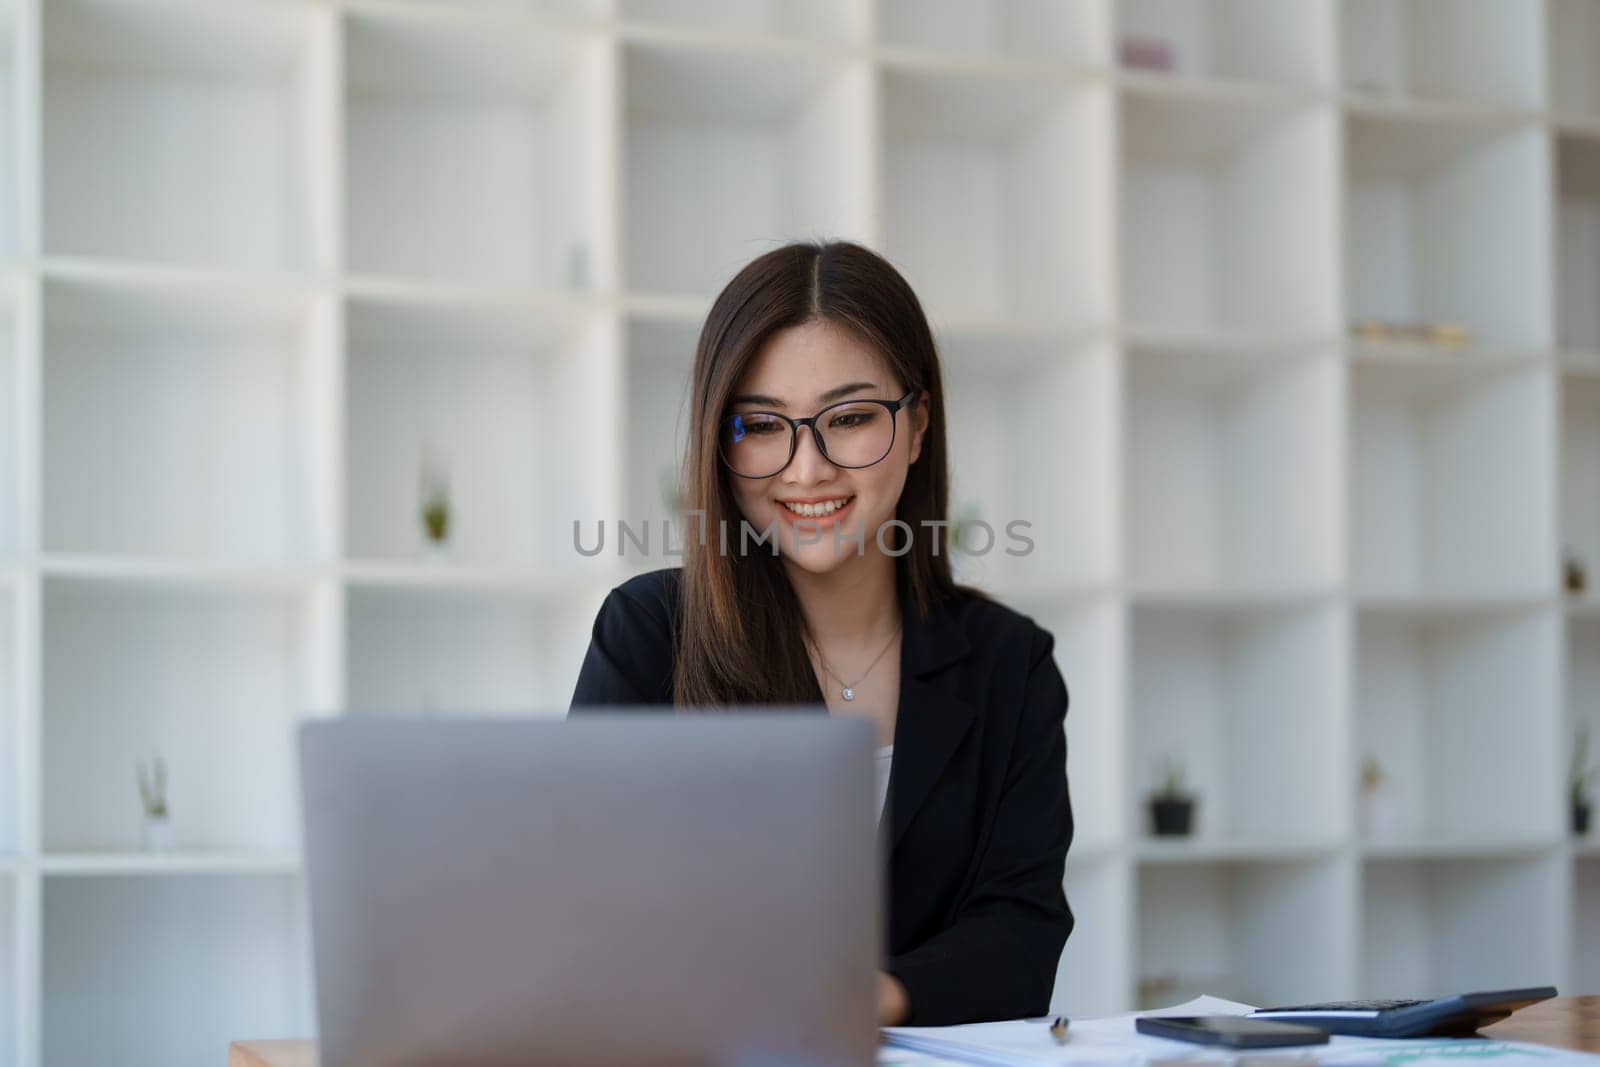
[877,971,909,1026]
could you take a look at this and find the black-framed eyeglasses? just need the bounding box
[719,388,921,480]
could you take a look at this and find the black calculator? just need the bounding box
[1249,988,1558,1038]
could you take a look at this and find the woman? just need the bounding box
[570,241,1073,1027]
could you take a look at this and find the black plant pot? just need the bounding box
[1150,796,1196,837]
[1575,799,1593,837]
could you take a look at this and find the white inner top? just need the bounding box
[875,744,895,825]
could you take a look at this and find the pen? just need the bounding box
[1051,1016,1071,1044]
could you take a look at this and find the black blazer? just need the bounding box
[569,566,1074,1026]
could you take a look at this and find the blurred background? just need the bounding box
[0,0,1598,1063]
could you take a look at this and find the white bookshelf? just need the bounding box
[40,874,311,1067]
[1129,601,1347,846]
[0,874,14,1067]
[1121,86,1337,335]
[1118,0,1334,89]
[345,7,613,287]
[1340,0,1544,110]
[1126,346,1341,592]
[1354,604,1562,844]
[624,37,871,299]
[882,63,1111,329]
[1352,363,1555,597]
[1137,855,1356,1008]
[1361,853,1567,999]
[41,2,327,272]
[944,332,1117,590]
[1,1,1598,1063]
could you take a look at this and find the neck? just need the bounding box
[783,549,900,648]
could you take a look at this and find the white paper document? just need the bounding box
[880,996,1600,1067]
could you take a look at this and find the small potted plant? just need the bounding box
[659,463,684,516]
[1566,546,1589,598]
[948,499,982,554]
[1573,722,1597,837]
[1148,757,1196,837]
[136,756,177,853]
[1358,755,1400,839]
[419,450,451,554]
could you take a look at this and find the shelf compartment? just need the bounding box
[1355,605,1560,844]
[882,67,1111,327]
[1054,858,1131,1017]
[0,285,15,562]
[878,0,1109,66]
[623,41,870,299]
[1010,597,1124,851]
[1127,349,1340,593]
[0,585,14,856]
[41,578,326,853]
[623,0,862,44]
[345,297,618,569]
[1559,136,1600,356]
[1138,857,1353,1007]
[1121,89,1337,335]
[0,3,17,260]
[345,9,611,288]
[0,873,12,1067]
[1550,0,1600,118]
[1352,363,1554,598]
[1339,0,1543,109]
[1566,376,1600,597]
[42,0,322,271]
[1130,602,1346,843]
[346,585,603,714]
[41,276,332,562]
[1360,853,1564,997]
[1115,0,1333,88]
[621,315,697,527]
[942,333,1117,590]
[1346,113,1551,351]
[42,873,310,1067]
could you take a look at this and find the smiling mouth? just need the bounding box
[779,495,856,519]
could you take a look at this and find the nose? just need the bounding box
[784,423,836,484]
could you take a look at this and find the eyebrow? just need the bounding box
[730,381,879,409]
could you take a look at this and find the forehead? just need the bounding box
[736,320,893,403]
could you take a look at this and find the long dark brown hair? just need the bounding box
[673,241,961,707]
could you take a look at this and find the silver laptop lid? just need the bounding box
[300,713,880,1067]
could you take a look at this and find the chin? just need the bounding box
[778,511,886,573]
[780,544,859,575]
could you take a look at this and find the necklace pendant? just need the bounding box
[842,687,855,701]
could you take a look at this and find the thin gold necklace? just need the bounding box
[809,624,901,702]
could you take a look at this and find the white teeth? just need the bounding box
[782,496,853,518]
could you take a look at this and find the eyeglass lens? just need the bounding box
[720,401,896,479]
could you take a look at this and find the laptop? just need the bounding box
[298,713,880,1066]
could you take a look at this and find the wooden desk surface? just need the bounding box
[229,996,1600,1065]
[1483,996,1600,1054]
[227,1041,317,1067]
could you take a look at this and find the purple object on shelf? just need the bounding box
[1120,35,1176,72]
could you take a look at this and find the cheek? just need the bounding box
[730,479,772,520]
[857,461,911,521]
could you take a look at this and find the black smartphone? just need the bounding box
[1137,1016,1330,1048]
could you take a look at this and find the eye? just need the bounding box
[743,419,785,436]
[727,414,785,439]
[827,408,879,430]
